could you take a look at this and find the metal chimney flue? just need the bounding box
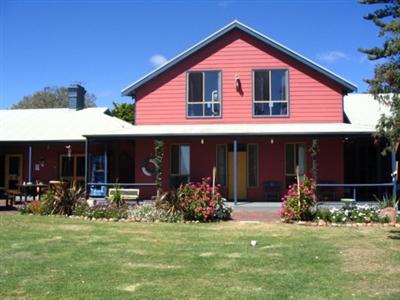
[68,84,86,110]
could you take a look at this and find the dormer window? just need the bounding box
[187,71,221,118]
[253,69,289,117]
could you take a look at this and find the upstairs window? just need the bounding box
[253,69,289,117]
[187,71,221,118]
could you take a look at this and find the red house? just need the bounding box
[1,21,396,204]
[86,21,396,202]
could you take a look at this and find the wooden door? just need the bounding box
[228,152,247,200]
[5,154,23,191]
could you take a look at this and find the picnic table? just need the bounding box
[17,183,48,202]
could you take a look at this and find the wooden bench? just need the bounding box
[107,188,140,204]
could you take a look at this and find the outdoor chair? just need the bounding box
[264,181,282,201]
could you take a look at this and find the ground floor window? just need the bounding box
[247,144,259,187]
[170,145,190,187]
[285,143,306,186]
[216,144,227,186]
[60,154,85,185]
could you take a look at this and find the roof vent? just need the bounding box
[68,84,86,110]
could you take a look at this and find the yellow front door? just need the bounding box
[228,152,247,200]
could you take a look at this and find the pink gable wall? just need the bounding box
[135,29,344,125]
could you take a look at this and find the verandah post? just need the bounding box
[84,138,89,196]
[391,146,397,200]
[233,139,238,206]
[154,139,164,199]
[28,144,32,183]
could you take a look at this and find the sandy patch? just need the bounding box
[225,252,241,258]
[199,252,214,257]
[57,224,92,231]
[229,286,262,292]
[127,262,182,270]
[120,283,141,292]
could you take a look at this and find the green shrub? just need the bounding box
[40,182,85,215]
[176,177,232,222]
[155,191,181,214]
[107,185,124,207]
[281,176,317,222]
[374,194,399,209]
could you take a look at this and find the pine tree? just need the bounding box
[359,0,400,150]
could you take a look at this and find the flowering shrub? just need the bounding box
[177,177,232,222]
[128,204,183,223]
[19,200,42,215]
[281,176,317,222]
[74,204,130,219]
[316,205,389,224]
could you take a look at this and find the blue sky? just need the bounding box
[0,0,382,109]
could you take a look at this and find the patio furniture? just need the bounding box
[341,198,356,209]
[0,187,13,207]
[17,183,48,202]
[264,181,282,201]
[6,189,22,206]
[107,188,140,204]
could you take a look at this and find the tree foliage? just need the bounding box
[109,102,135,124]
[11,86,96,109]
[359,0,400,152]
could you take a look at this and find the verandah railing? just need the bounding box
[316,182,395,201]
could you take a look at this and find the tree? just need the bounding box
[11,86,96,109]
[359,1,400,147]
[110,102,135,124]
[359,0,399,198]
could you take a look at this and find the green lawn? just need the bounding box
[1,215,400,299]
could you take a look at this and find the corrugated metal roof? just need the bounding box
[85,94,386,138]
[344,93,390,128]
[0,94,386,141]
[0,107,134,142]
[85,122,374,138]
[121,20,357,96]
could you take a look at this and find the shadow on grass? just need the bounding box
[388,230,400,240]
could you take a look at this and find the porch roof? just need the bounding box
[0,107,133,142]
[85,122,374,139]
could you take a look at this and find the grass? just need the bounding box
[1,215,400,299]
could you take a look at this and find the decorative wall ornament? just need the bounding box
[141,157,158,177]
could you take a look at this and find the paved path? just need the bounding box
[229,202,282,223]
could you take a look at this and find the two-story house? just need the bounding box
[87,21,395,202]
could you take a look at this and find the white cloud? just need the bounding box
[149,54,168,67]
[316,51,349,63]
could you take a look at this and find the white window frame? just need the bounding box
[253,69,289,117]
[186,70,222,118]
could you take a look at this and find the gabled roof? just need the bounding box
[122,20,357,97]
[0,107,134,142]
